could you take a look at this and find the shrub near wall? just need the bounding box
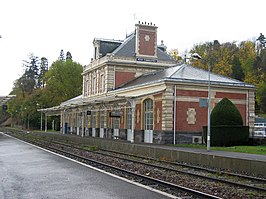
[203,126,249,146]
[203,98,249,146]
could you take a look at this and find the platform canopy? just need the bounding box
[0,95,16,106]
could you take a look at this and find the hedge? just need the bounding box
[211,98,243,126]
[203,125,249,146]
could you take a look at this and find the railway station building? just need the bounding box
[41,22,255,144]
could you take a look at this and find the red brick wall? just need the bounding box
[175,89,247,132]
[135,104,141,130]
[176,90,208,97]
[154,100,162,131]
[215,92,246,100]
[115,71,136,88]
[234,104,246,125]
[139,30,156,56]
[176,101,208,132]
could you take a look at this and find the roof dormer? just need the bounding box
[93,38,122,60]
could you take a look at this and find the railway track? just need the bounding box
[50,140,266,192]
[97,148,266,191]
[4,131,266,199]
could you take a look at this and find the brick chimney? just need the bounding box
[135,21,158,58]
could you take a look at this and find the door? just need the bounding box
[144,99,153,143]
[100,111,104,138]
[127,108,133,141]
[92,111,96,137]
[113,117,120,139]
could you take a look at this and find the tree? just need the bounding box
[254,49,266,82]
[237,41,257,85]
[59,49,65,61]
[66,51,72,60]
[168,49,182,61]
[256,33,266,52]
[20,54,40,94]
[38,57,48,88]
[190,40,238,77]
[231,56,244,81]
[44,59,83,105]
[257,83,266,113]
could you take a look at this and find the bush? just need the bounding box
[203,98,248,146]
[211,98,243,126]
[203,126,249,146]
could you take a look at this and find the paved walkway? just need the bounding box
[0,133,173,199]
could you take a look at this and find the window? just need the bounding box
[85,79,89,96]
[100,111,104,128]
[100,74,105,93]
[91,111,96,128]
[144,99,153,130]
[93,77,97,94]
[127,109,132,129]
[94,47,97,59]
[113,117,120,129]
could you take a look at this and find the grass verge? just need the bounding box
[172,144,266,155]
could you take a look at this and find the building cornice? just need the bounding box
[82,54,176,75]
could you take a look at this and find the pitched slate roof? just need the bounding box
[95,32,173,61]
[118,63,255,89]
[94,38,122,57]
[100,33,174,61]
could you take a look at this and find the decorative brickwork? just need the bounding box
[187,108,196,124]
[138,30,156,56]
[135,104,141,130]
[154,101,162,131]
[135,23,157,57]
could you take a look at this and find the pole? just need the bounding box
[207,63,211,151]
[40,112,43,131]
[27,114,29,130]
[45,113,47,132]
[173,85,177,145]
[191,53,211,151]
[130,99,136,143]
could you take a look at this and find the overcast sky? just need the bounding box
[0,0,265,95]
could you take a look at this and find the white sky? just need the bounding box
[0,0,265,95]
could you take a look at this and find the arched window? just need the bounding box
[144,98,153,130]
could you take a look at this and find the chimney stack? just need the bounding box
[135,21,158,58]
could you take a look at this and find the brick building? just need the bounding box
[41,22,255,144]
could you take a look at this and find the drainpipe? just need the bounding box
[45,113,47,132]
[62,110,64,134]
[130,99,136,143]
[113,65,116,89]
[40,111,43,131]
[173,85,177,145]
[81,111,84,137]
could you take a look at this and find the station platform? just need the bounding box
[0,133,173,199]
